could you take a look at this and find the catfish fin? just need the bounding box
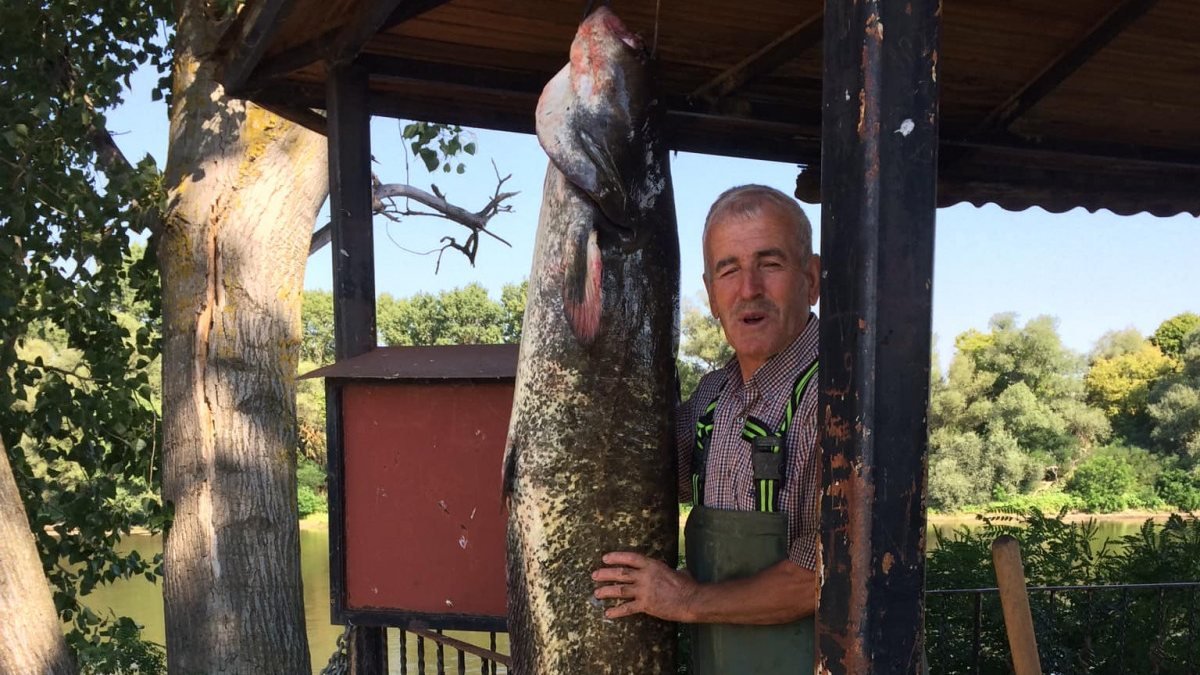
[502,441,519,499]
[561,227,603,345]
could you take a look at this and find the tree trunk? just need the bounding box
[0,439,76,675]
[158,2,328,672]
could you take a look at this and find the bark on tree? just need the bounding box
[158,2,328,672]
[0,438,77,675]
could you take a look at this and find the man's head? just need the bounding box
[701,185,820,380]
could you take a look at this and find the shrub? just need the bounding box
[1065,454,1137,512]
[296,456,327,494]
[1156,468,1200,511]
[297,484,326,518]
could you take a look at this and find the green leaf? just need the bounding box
[464,142,476,155]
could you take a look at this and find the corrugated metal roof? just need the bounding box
[301,344,519,381]
[221,0,1200,217]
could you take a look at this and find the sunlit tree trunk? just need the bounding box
[0,439,76,675]
[158,2,327,671]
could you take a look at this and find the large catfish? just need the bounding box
[503,7,680,674]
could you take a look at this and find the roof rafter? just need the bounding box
[689,11,823,104]
[977,0,1161,133]
[331,0,453,65]
[219,0,301,94]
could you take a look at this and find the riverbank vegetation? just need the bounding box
[927,509,1200,673]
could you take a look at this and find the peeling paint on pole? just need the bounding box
[815,0,939,671]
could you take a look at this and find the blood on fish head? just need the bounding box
[536,7,662,247]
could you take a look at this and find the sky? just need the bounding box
[107,62,1199,367]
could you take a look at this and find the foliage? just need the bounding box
[1150,312,1200,361]
[296,359,328,464]
[1155,468,1200,511]
[400,122,477,174]
[1065,454,1138,512]
[67,614,166,675]
[1088,327,1148,362]
[376,282,526,347]
[296,485,326,519]
[296,456,326,495]
[678,299,733,400]
[1147,329,1200,466]
[301,291,336,366]
[927,510,1200,674]
[1,0,170,650]
[1085,340,1175,443]
[928,314,1109,510]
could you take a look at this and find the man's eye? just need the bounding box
[719,267,738,279]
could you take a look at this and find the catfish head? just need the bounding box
[536,7,668,250]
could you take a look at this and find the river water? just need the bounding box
[82,517,1161,673]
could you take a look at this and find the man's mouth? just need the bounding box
[740,312,768,326]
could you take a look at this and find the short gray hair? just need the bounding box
[702,185,813,265]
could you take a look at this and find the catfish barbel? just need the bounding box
[502,7,680,674]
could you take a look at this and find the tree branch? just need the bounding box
[308,165,518,266]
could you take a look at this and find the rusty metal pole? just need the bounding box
[815,0,940,672]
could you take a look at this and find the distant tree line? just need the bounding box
[927,311,1200,512]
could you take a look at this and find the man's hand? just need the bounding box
[595,554,816,625]
[592,552,698,622]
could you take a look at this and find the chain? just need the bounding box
[318,626,352,675]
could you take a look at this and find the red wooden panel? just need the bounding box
[342,381,511,617]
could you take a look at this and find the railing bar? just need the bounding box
[1188,586,1196,675]
[1118,588,1130,675]
[927,581,1200,595]
[490,632,498,675]
[1083,589,1094,671]
[418,633,427,675]
[457,645,465,675]
[972,592,983,675]
[406,628,511,666]
[401,629,408,675]
[1048,589,1057,673]
[436,629,446,675]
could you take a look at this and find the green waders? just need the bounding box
[684,506,815,675]
[686,360,819,675]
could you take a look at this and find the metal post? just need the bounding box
[815,0,940,672]
[327,61,377,359]
[327,60,384,675]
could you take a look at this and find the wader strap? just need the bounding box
[692,358,819,511]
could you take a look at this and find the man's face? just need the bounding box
[702,207,820,376]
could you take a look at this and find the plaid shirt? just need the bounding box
[677,314,820,569]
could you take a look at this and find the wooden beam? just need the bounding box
[247,28,340,90]
[816,0,938,672]
[379,0,455,32]
[690,11,823,102]
[218,0,299,95]
[245,0,453,90]
[978,0,1161,132]
[326,64,377,361]
[330,0,412,66]
[256,100,327,136]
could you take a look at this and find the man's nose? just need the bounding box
[739,268,765,299]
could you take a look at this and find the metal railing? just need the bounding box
[926,581,1200,674]
[396,628,510,675]
[386,581,1200,675]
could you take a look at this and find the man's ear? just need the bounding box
[806,254,821,306]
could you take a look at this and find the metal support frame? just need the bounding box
[816,0,939,671]
[326,61,385,675]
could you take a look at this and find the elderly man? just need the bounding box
[593,184,821,674]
